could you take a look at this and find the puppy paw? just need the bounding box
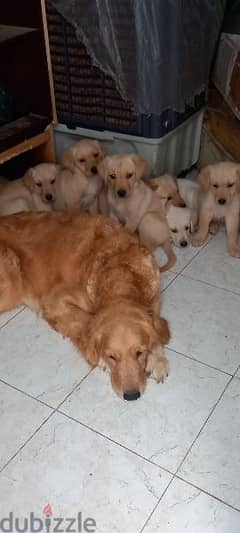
[229,246,240,258]
[146,351,169,384]
[191,235,205,247]
[209,221,219,235]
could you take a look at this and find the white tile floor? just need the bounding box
[0,230,239,532]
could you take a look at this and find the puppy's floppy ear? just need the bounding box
[95,140,107,160]
[97,156,111,183]
[129,154,149,180]
[62,148,75,171]
[198,166,211,191]
[152,316,170,345]
[236,166,240,193]
[23,168,35,191]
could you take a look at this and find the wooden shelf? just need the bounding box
[0,123,55,165]
[0,24,37,45]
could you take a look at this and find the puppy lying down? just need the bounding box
[0,211,170,399]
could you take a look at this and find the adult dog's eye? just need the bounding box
[228,183,234,188]
[136,350,143,357]
[50,179,55,184]
[79,158,86,163]
[93,153,99,158]
[171,228,178,233]
[110,174,116,180]
[36,182,42,187]
[185,225,189,231]
[127,173,133,179]
[108,354,117,362]
[213,184,218,188]
[168,196,172,200]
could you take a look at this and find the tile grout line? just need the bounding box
[0,307,26,330]
[0,369,93,475]
[174,475,240,513]
[161,238,213,294]
[139,475,175,533]
[180,271,240,298]
[139,365,240,531]
[166,347,234,377]
[173,367,239,479]
[55,409,174,477]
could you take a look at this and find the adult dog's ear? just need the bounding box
[85,330,106,367]
[129,154,149,180]
[153,316,170,345]
[62,148,75,171]
[198,166,211,191]
[97,157,110,183]
[23,168,35,191]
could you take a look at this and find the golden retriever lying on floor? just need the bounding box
[0,211,169,399]
[192,162,240,257]
[98,154,176,272]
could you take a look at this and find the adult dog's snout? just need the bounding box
[123,389,141,401]
[218,198,226,205]
[91,166,98,174]
[117,189,126,198]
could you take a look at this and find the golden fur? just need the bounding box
[0,163,59,216]
[0,211,169,399]
[192,162,240,257]
[98,154,176,272]
[166,205,193,248]
[147,174,186,208]
[54,139,106,213]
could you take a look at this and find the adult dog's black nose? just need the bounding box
[123,390,141,401]
[180,240,188,247]
[218,198,226,205]
[45,193,53,201]
[91,166,98,174]
[117,189,126,198]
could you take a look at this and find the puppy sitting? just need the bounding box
[147,174,186,208]
[98,153,176,272]
[0,163,59,216]
[192,161,240,257]
[166,205,193,248]
[54,139,106,213]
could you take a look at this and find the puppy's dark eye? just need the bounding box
[168,196,172,201]
[228,183,234,188]
[185,225,189,231]
[50,179,55,185]
[110,173,116,180]
[93,153,99,158]
[213,184,218,188]
[36,182,42,187]
[79,158,86,163]
[171,228,178,233]
[127,173,133,179]
[136,350,143,357]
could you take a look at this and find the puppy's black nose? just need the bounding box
[117,189,126,198]
[218,198,226,205]
[123,390,141,401]
[45,194,53,201]
[91,166,98,174]
[180,240,188,247]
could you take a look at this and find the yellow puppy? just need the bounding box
[192,162,240,257]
